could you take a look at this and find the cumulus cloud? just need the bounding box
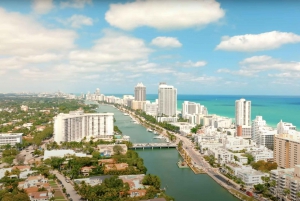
[151,37,182,48]
[60,0,92,8]
[32,0,54,14]
[0,8,77,57]
[218,55,300,77]
[177,60,207,68]
[63,15,93,28]
[105,0,225,30]
[216,31,300,52]
[69,30,152,65]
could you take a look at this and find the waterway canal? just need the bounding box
[96,104,239,201]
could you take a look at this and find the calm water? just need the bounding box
[96,104,239,201]
[108,94,300,128]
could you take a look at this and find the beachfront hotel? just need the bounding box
[235,98,251,138]
[54,110,114,143]
[0,133,23,146]
[134,83,146,101]
[158,82,177,117]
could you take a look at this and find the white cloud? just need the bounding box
[105,0,225,30]
[177,60,207,68]
[0,8,77,57]
[69,30,152,64]
[151,37,182,48]
[216,31,300,52]
[64,15,93,28]
[240,55,272,64]
[60,0,92,8]
[191,75,219,82]
[218,55,300,77]
[32,0,54,14]
[268,72,300,78]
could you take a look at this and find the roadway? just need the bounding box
[53,170,81,201]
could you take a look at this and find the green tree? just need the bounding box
[142,174,161,189]
[113,145,124,155]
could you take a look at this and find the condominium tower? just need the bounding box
[54,110,114,143]
[235,98,251,138]
[134,83,146,101]
[158,82,177,117]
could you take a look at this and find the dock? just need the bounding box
[131,143,177,150]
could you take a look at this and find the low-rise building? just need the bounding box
[170,122,193,135]
[207,147,234,164]
[157,117,178,123]
[44,150,87,159]
[0,133,22,146]
[119,174,147,198]
[81,166,96,176]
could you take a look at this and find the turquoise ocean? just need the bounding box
[108,94,300,129]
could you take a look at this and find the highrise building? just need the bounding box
[54,110,114,143]
[182,101,208,118]
[158,83,177,117]
[274,132,300,168]
[235,98,251,138]
[252,116,276,149]
[96,88,100,95]
[134,83,146,101]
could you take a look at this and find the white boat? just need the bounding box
[133,121,139,124]
[124,113,129,116]
[147,128,153,132]
[153,131,160,135]
[153,135,164,139]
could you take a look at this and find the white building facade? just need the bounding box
[235,98,251,138]
[54,110,114,143]
[252,116,276,150]
[158,83,177,117]
[0,133,22,146]
[181,101,208,119]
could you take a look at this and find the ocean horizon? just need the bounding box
[102,94,300,129]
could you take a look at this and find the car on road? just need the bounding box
[66,179,70,183]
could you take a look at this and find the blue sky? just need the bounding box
[1,0,300,95]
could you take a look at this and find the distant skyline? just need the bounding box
[1,0,300,95]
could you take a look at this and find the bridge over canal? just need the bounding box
[130,143,177,150]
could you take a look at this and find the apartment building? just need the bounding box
[270,165,300,201]
[54,110,114,143]
[274,133,300,168]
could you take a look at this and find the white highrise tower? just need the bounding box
[158,83,177,117]
[134,83,146,101]
[235,98,251,138]
[95,88,100,95]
